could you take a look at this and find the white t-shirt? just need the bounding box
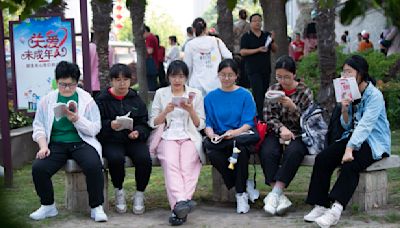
[161,98,190,140]
[184,36,232,96]
[166,44,181,66]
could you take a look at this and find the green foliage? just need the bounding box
[117,18,134,42]
[8,109,33,129]
[145,5,184,47]
[297,48,400,128]
[203,0,262,29]
[340,0,400,29]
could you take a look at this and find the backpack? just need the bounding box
[300,103,328,155]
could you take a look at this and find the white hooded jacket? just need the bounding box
[184,36,232,96]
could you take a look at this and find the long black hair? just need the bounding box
[343,55,376,85]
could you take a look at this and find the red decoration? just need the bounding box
[116,14,123,20]
[116,24,123,29]
[116,5,122,11]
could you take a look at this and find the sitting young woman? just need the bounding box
[95,63,152,215]
[260,55,313,216]
[149,60,205,226]
[30,61,107,222]
[204,59,258,214]
[304,55,391,227]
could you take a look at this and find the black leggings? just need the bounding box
[32,142,104,208]
[306,137,376,209]
[102,141,152,191]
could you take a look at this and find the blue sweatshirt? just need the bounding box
[204,87,256,134]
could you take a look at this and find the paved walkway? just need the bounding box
[48,205,399,228]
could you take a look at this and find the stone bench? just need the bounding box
[212,154,400,211]
[65,154,399,212]
[64,156,160,212]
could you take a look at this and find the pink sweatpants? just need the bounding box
[157,139,202,209]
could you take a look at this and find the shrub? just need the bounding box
[8,110,33,129]
[297,48,400,128]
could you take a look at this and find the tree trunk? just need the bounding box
[315,1,337,118]
[91,0,113,90]
[260,0,288,58]
[35,0,67,16]
[217,0,234,52]
[129,0,148,103]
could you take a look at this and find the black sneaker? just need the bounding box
[186,200,197,213]
[169,212,187,226]
[173,201,190,219]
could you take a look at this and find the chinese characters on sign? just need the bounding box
[10,16,75,111]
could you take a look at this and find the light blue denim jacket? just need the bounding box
[340,83,391,160]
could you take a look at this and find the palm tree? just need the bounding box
[315,0,337,117]
[91,0,113,90]
[259,0,288,58]
[217,0,234,52]
[128,0,149,103]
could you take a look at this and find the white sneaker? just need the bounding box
[90,205,108,222]
[114,188,127,213]
[132,191,145,214]
[304,205,329,222]
[29,203,58,220]
[246,180,260,203]
[263,192,279,215]
[236,193,250,214]
[315,207,341,228]
[276,194,292,215]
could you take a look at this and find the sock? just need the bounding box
[135,191,144,196]
[271,186,283,196]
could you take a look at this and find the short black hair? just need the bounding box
[186,27,193,35]
[167,60,189,78]
[144,25,150,32]
[169,35,177,43]
[239,9,247,20]
[55,61,80,81]
[249,13,262,22]
[218,59,238,75]
[109,63,132,79]
[275,55,296,74]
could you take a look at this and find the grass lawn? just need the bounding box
[1,130,399,227]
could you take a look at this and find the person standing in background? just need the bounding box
[290,33,305,61]
[182,27,194,52]
[89,33,114,98]
[143,25,159,91]
[156,35,168,88]
[166,35,181,68]
[233,9,251,88]
[184,17,232,96]
[240,13,278,121]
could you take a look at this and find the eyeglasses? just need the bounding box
[58,82,77,89]
[275,75,292,81]
[218,73,236,79]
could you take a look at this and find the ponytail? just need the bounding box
[192,17,206,37]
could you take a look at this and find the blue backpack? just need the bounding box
[300,103,328,155]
